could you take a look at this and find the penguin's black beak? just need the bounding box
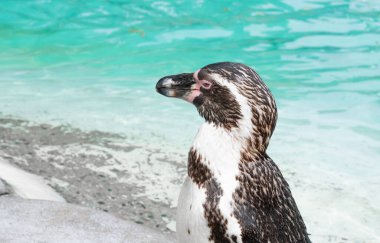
[156,73,196,99]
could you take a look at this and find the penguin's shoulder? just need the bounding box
[233,157,311,243]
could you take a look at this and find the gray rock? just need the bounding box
[0,116,179,232]
[0,179,9,196]
[0,197,175,243]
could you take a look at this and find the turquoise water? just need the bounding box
[1,0,380,241]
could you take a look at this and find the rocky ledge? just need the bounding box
[0,197,175,243]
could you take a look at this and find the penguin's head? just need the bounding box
[156,62,277,151]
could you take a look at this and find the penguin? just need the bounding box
[156,62,311,243]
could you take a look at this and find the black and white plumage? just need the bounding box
[156,62,311,243]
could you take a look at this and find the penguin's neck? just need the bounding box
[190,119,270,182]
[191,122,247,185]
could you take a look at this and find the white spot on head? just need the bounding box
[161,78,174,88]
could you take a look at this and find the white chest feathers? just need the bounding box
[176,123,246,243]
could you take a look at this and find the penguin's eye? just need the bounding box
[201,80,212,90]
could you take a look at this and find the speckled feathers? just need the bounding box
[158,62,310,243]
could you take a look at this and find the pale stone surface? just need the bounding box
[0,117,180,231]
[0,197,175,243]
[0,179,8,195]
[0,158,65,202]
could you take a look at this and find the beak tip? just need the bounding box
[156,77,169,96]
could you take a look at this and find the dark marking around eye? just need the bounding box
[199,86,209,93]
[197,84,242,130]
[193,94,205,107]
[198,69,208,80]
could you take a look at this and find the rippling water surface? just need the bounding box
[0,0,379,242]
